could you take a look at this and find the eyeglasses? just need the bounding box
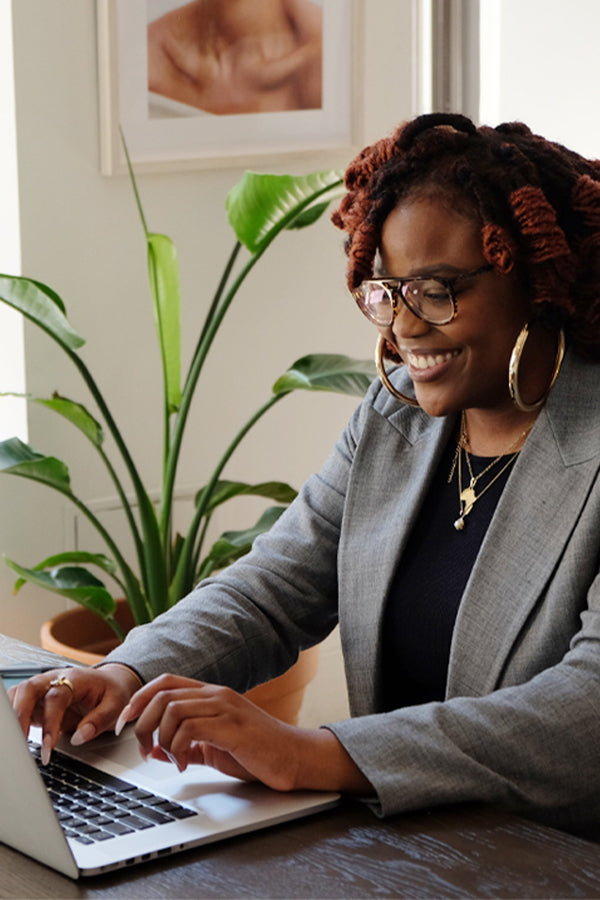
[352,264,494,327]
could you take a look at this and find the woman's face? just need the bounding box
[378,195,531,418]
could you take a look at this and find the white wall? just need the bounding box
[1,0,417,726]
[480,0,600,156]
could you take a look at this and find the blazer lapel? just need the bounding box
[447,351,600,697]
[339,402,455,716]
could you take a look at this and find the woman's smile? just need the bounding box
[402,348,461,379]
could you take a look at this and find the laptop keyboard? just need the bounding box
[29,742,196,845]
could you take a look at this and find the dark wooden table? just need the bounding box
[2,634,600,899]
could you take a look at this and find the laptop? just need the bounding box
[0,682,339,879]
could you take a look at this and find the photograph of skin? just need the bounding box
[147,0,323,117]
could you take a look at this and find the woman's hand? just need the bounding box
[115,673,372,795]
[8,663,142,764]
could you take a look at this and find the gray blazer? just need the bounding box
[107,348,600,832]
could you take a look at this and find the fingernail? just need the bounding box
[165,750,185,773]
[41,734,53,766]
[71,722,96,746]
[114,705,131,737]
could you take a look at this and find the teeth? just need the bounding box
[407,351,456,370]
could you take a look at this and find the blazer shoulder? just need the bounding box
[546,351,600,465]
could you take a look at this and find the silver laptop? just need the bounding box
[0,683,339,879]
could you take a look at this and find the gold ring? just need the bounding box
[49,675,74,693]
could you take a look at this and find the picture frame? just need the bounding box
[96,0,361,175]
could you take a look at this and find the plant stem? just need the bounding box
[38,480,149,624]
[160,248,263,544]
[169,391,288,604]
[64,347,167,616]
[104,614,127,643]
[96,446,145,579]
[190,241,242,373]
[158,241,243,548]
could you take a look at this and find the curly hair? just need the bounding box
[331,112,600,360]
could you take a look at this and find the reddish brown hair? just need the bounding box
[332,113,600,359]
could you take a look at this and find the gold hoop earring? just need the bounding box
[508,323,565,412]
[375,334,420,407]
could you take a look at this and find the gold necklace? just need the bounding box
[449,412,532,531]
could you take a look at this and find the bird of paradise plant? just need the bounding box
[0,156,375,642]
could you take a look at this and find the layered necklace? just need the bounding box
[448,412,532,531]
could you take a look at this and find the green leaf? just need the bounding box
[12,550,118,592]
[286,200,332,230]
[0,275,85,351]
[195,479,298,514]
[0,437,71,492]
[272,353,377,397]
[4,558,117,619]
[147,233,182,414]
[225,171,344,253]
[43,394,105,446]
[29,278,67,313]
[0,392,103,447]
[200,506,287,574]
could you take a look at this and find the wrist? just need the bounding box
[94,662,144,695]
[294,727,373,794]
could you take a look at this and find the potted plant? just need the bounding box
[0,158,375,719]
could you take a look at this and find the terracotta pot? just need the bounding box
[40,600,319,725]
[40,600,136,666]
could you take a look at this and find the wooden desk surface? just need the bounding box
[2,634,600,899]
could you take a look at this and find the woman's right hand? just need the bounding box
[8,663,142,764]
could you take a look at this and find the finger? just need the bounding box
[114,673,201,736]
[70,693,118,747]
[71,671,140,746]
[156,693,245,772]
[149,746,172,764]
[201,744,255,781]
[186,741,207,766]
[40,675,78,764]
[8,669,67,738]
[134,689,213,759]
[149,740,206,771]
[148,745,187,772]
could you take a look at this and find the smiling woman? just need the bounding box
[12,112,600,839]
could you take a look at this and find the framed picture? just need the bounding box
[97,0,360,174]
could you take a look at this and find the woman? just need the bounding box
[11,113,600,833]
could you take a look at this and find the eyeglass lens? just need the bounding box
[355,279,454,326]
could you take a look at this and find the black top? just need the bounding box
[380,438,516,712]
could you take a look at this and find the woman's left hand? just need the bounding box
[114,673,371,795]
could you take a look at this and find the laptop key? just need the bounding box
[126,788,155,800]
[87,814,113,826]
[166,806,197,820]
[135,806,174,825]
[102,820,135,835]
[119,815,155,831]
[93,830,116,841]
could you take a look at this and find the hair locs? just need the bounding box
[332,112,600,359]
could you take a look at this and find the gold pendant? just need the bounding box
[460,486,476,515]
